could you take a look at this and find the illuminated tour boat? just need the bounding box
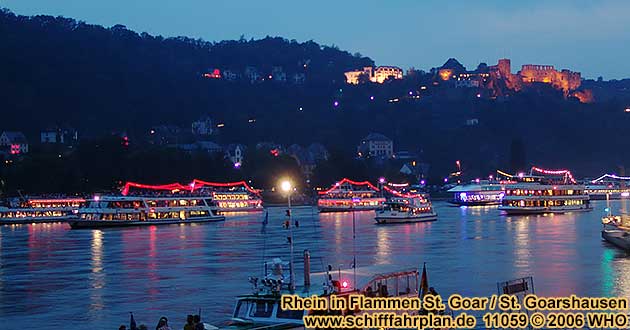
[0,197,85,224]
[69,181,225,228]
[447,180,505,206]
[498,167,591,215]
[585,174,630,200]
[375,195,437,224]
[188,179,263,212]
[317,178,386,212]
[122,179,263,212]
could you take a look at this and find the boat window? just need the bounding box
[277,307,304,319]
[250,301,274,317]
[233,300,252,319]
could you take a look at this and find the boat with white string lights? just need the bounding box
[0,197,86,224]
[498,167,591,215]
[316,178,386,212]
[585,174,630,200]
[447,180,505,206]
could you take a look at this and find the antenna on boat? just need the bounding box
[351,198,358,290]
[606,193,612,217]
[621,166,627,215]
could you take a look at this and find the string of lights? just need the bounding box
[121,180,261,196]
[317,178,380,195]
[591,174,630,183]
[530,166,577,184]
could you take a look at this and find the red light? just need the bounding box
[342,281,348,288]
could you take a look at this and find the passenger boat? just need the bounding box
[586,174,630,200]
[601,216,630,250]
[317,178,385,212]
[601,194,630,250]
[375,196,437,224]
[0,197,85,224]
[498,167,591,215]
[122,179,264,213]
[69,195,224,229]
[230,253,420,327]
[447,181,505,206]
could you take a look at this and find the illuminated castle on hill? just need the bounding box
[437,58,583,98]
[344,66,404,84]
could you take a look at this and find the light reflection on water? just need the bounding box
[0,201,629,328]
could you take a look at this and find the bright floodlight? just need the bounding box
[281,180,292,192]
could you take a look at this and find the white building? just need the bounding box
[0,131,29,154]
[40,126,78,144]
[373,66,404,83]
[271,66,287,82]
[192,116,213,136]
[225,144,246,165]
[245,66,261,83]
[357,133,393,158]
[344,66,403,84]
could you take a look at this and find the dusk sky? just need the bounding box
[4,0,629,79]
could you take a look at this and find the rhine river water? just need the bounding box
[1,200,630,328]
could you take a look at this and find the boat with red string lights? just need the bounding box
[121,179,263,212]
[375,195,437,224]
[70,194,224,229]
[498,167,591,215]
[0,197,86,224]
[317,178,386,212]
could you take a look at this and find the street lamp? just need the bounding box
[281,179,295,291]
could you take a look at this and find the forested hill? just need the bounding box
[0,8,372,135]
[3,8,630,179]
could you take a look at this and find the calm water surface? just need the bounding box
[1,200,630,328]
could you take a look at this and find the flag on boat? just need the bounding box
[261,211,268,233]
[420,262,429,298]
[130,312,137,330]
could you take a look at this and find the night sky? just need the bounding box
[4,0,629,79]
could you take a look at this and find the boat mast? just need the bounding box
[352,199,357,290]
[606,192,611,217]
[288,192,295,291]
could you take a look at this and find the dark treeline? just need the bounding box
[1,8,630,194]
[0,137,416,196]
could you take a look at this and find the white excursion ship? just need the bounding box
[70,195,224,229]
[317,178,385,212]
[375,196,437,224]
[447,181,505,206]
[122,179,264,213]
[498,167,591,215]
[0,197,85,224]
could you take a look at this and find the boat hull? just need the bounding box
[218,207,264,213]
[375,213,438,224]
[318,206,381,213]
[68,216,226,229]
[498,205,592,215]
[0,215,77,225]
[602,229,630,250]
[448,200,500,207]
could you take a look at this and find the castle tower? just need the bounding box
[497,58,511,77]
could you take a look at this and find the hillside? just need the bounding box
[1,8,630,184]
